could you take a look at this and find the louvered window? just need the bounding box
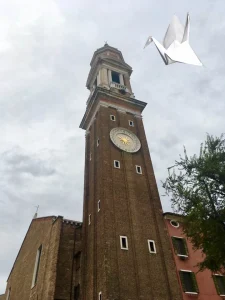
[179,271,198,293]
[213,275,225,295]
[172,237,188,256]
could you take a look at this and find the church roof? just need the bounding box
[90,43,126,66]
[86,44,132,89]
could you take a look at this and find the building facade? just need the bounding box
[79,43,182,300]
[2,44,225,300]
[164,212,225,299]
[3,216,82,300]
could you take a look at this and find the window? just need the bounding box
[111,71,120,84]
[172,237,188,257]
[97,138,99,147]
[129,120,134,127]
[179,271,198,294]
[90,152,92,161]
[110,115,116,121]
[120,236,128,250]
[74,284,80,300]
[6,287,11,300]
[170,220,179,228]
[75,252,81,270]
[213,275,225,296]
[114,160,120,169]
[148,240,156,253]
[98,200,101,212]
[99,291,102,300]
[135,165,142,174]
[31,245,42,288]
[88,214,91,225]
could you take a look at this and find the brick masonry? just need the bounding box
[80,45,183,300]
[81,99,183,300]
[4,216,81,300]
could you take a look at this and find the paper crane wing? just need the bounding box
[167,41,202,66]
[163,15,184,49]
[182,13,190,43]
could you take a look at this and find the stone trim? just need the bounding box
[85,100,142,131]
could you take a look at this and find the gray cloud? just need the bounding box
[2,147,56,177]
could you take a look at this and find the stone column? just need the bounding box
[123,75,132,93]
[100,68,109,88]
[108,69,112,86]
[97,70,100,86]
[119,73,124,85]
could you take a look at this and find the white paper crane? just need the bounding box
[144,13,202,66]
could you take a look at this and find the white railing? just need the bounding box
[110,82,128,92]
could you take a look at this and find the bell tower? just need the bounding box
[80,44,182,300]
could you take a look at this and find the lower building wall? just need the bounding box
[4,216,62,300]
[54,221,82,300]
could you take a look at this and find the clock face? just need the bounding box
[110,127,141,153]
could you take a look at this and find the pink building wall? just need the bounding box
[164,213,224,300]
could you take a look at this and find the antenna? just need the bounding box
[33,205,39,219]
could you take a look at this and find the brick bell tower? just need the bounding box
[80,44,182,300]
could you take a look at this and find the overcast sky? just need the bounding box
[0,0,224,293]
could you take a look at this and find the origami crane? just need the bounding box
[144,13,202,66]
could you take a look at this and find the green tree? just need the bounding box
[163,134,225,273]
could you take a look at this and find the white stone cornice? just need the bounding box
[100,101,141,116]
[117,109,126,114]
[134,114,143,119]
[85,100,142,130]
[100,103,109,108]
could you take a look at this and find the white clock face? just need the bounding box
[110,127,141,153]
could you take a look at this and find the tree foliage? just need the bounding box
[163,134,225,273]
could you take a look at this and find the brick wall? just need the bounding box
[4,216,63,300]
[54,221,82,300]
[81,97,183,300]
[3,216,82,300]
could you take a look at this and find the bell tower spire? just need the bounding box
[84,43,134,107]
[80,45,182,300]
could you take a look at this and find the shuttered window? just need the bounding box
[172,237,188,256]
[179,271,198,293]
[213,275,225,295]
